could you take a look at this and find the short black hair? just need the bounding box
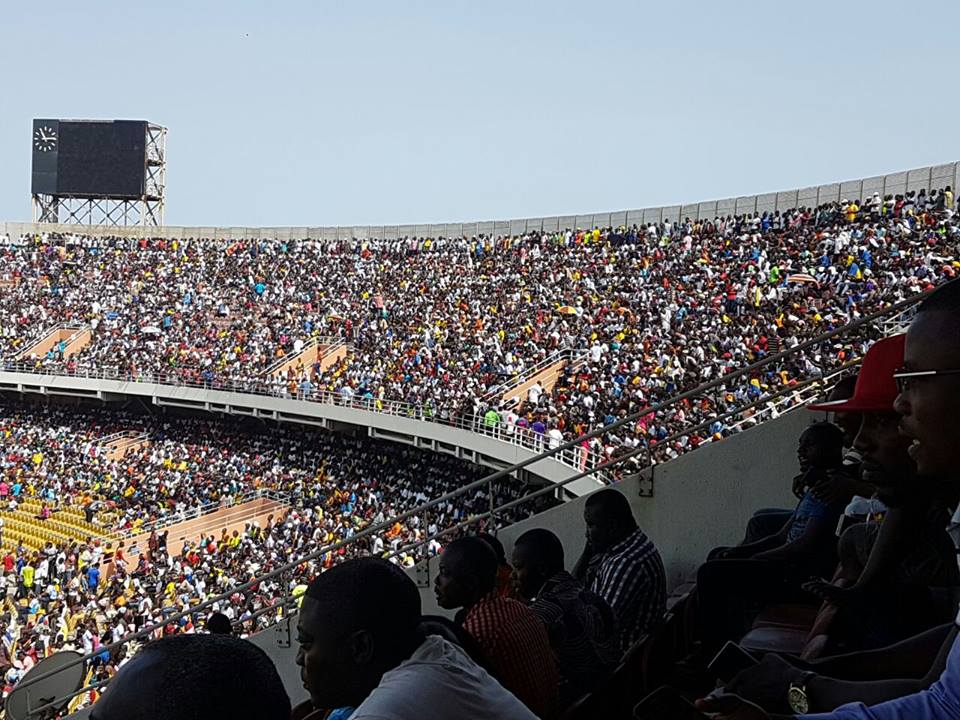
[205,612,233,635]
[478,533,507,564]
[445,537,499,596]
[514,528,564,573]
[133,634,290,720]
[305,557,421,643]
[918,278,960,314]
[828,374,858,401]
[584,488,636,527]
[802,421,845,450]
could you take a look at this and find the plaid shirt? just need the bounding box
[529,570,620,702]
[463,591,559,719]
[586,527,666,653]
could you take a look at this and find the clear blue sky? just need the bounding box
[1,1,958,227]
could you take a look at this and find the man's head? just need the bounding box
[797,422,845,473]
[511,528,565,600]
[478,533,508,566]
[90,634,290,720]
[811,335,914,505]
[895,279,960,481]
[205,611,233,635]
[434,537,498,610]
[297,558,422,710]
[583,489,638,553]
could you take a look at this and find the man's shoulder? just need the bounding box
[355,637,536,720]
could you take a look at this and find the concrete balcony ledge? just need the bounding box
[0,370,605,497]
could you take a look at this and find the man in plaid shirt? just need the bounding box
[573,489,667,654]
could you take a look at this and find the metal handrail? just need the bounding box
[261,335,349,378]
[12,323,89,361]
[114,488,290,541]
[10,289,925,716]
[480,348,585,401]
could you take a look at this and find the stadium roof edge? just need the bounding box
[3,160,957,239]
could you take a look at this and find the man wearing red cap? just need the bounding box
[804,335,957,624]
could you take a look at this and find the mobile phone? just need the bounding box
[707,641,758,683]
[632,686,708,720]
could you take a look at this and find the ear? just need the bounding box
[349,629,375,665]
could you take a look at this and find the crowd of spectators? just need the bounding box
[0,400,555,704]
[1,189,957,474]
[1,193,959,718]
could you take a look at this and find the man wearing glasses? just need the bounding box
[700,277,960,719]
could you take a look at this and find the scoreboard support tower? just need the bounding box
[31,122,166,227]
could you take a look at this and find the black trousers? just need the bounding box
[696,558,813,656]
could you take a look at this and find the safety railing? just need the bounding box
[8,290,927,719]
[11,323,89,361]
[114,487,292,541]
[260,335,349,378]
[480,348,587,402]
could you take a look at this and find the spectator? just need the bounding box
[478,533,515,598]
[803,335,957,645]
[434,537,559,718]
[742,376,861,545]
[572,488,666,654]
[296,557,538,720]
[205,612,233,635]
[697,423,847,656]
[89,633,291,720]
[512,527,620,704]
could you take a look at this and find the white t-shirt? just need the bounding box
[351,636,537,720]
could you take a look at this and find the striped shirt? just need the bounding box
[529,570,620,702]
[463,591,559,719]
[586,527,666,654]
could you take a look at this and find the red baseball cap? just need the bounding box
[807,334,905,413]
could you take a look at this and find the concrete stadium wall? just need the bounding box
[0,371,605,495]
[4,162,957,241]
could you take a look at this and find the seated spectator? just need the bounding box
[803,334,958,646]
[89,633,290,720]
[297,557,537,720]
[741,376,862,545]
[434,537,559,719]
[512,527,620,704]
[478,532,515,598]
[205,612,233,635]
[699,277,960,719]
[697,422,848,655]
[572,488,666,654]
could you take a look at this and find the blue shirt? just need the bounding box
[787,490,838,543]
[801,631,960,719]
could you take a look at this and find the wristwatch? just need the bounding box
[787,672,816,714]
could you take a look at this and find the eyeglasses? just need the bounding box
[893,367,960,393]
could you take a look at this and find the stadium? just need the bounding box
[3,5,960,718]
[0,156,958,719]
